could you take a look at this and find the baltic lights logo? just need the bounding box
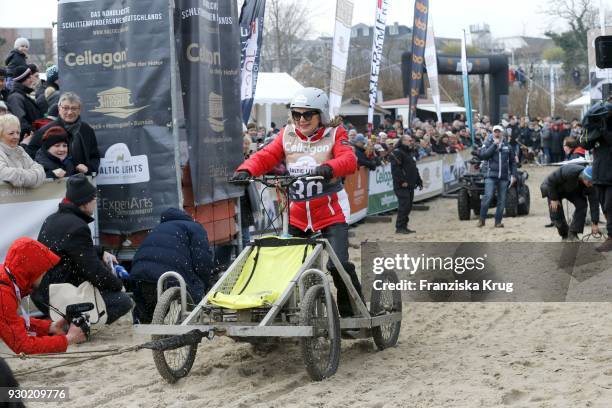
[90,87,148,119]
[96,143,150,186]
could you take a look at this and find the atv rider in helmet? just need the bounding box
[230,87,363,317]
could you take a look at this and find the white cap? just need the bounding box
[492,125,504,132]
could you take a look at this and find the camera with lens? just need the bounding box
[65,302,94,339]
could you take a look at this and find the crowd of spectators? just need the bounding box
[241,110,587,176]
[0,37,100,190]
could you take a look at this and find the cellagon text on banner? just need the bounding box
[57,0,180,234]
[329,0,354,118]
[424,15,441,123]
[367,0,389,131]
[175,0,243,204]
[239,0,266,125]
[408,0,429,124]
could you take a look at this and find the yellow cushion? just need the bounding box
[209,242,313,309]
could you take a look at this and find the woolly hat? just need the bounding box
[582,166,593,182]
[42,126,69,150]
[66,174,97,206]
[46,65,58,84]
[14,38,29,49]
[353,134,367,144]
[13,65,32,83]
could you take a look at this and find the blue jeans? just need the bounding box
[480,178,509,224]
[542,147,551,164]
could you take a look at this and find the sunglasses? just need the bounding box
[291,110,319,121]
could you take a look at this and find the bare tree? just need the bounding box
[542,0,600,78]
[261,0,313,73]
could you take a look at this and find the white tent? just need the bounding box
[566,93,590,116]
[252,72,304,128]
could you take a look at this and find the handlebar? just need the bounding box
[230,174,324,188]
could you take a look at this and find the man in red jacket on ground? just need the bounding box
[0,237,85,354]
[231,87,363,316]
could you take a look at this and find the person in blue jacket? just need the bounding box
[130,208,213,323]
[477,125,517,228]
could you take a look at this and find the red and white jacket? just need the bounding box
[237,125,357,231]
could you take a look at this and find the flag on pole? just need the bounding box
[407,0,429,125]
[367,0,389,134]
[239,0,266,125]
[329,0,354,119]
[424,15,441,123]
[461,29,474,144]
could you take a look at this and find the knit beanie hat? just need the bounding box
[46,65,59,84]
[42,126,69,150]
[13,65,32,83]
[14,38,29,49]
[66,174,97,206]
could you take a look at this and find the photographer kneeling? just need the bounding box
[0,238,85,354]
[540,165,599,241]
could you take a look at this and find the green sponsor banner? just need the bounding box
[367,163,397,215]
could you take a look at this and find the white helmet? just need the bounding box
[289,87,330,125]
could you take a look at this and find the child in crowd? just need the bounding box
[34,126,75,179]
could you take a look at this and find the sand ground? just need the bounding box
[6,165,612,407]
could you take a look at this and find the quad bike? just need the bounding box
[457,156,530,220]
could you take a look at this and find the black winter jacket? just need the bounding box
[354,145,378,170]
[34,149,76,179]
[129,208,213,302]
[589,123,612,185]
[540,164,599,222]
[390,144,422,196]
[26,118,100,174]
[6,82,42,136]
[35,83,60,116]
[32,202,123,314]
[4,50,27,76]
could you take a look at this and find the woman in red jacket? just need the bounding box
[231,87,363,316]
[0,237,85,354]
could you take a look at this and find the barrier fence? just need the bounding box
[0,152,471,259]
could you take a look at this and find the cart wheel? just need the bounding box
[300,284,341,381]
[370,270,402,350]
[151,287,197,383]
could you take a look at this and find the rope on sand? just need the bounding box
[4,329,211,378]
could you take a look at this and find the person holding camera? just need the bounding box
[0,238,86,355]
[540,165,599,241]
[477,125,517,228]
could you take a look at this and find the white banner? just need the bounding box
[414,158,444,200]
[424,15,441,123]
[329,0,354,118]
[0,181,66,262]
[367,0,389,127]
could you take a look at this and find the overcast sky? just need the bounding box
[0,0,604,39]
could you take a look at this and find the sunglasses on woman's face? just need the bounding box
[291,110,319,121]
